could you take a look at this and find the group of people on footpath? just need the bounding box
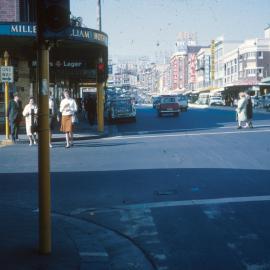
[8,90,78,148]
[236,92,253,129]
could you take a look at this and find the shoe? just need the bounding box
[237,126,242,129]
[33,140,37,145]
[29,142,33,146]
[49,144,52,148]
[65,145,70,148]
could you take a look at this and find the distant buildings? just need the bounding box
[109,28,270,98]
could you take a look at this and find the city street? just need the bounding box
[1,105,270,269]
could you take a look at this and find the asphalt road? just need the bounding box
[1,105,270,270]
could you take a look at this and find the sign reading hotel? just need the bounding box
[0,23,108,46]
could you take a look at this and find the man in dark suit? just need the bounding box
[8,93,23,142]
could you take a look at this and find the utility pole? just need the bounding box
[97,60,105,132]
[4,50,10,140]
[97,0,102,31]
[36,0,51,255]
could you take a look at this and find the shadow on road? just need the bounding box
[1,168,270,212]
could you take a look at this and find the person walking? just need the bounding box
[59,90,77,148]
[23,97,38,146]
[236,92,248,129]
[49,92,58,148]
[8,92,23,143]
[246,94,253,128]
[86,95,96,126]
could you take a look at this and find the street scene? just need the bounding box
[1,1,270,270]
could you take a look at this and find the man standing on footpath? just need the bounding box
[8,92,23,143]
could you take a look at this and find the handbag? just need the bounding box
[71,113,79,124]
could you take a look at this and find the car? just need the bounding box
[251,96,259,108]
[108,97,136,122]
[152,96,161,108]
[262,94,270,109]
[209,96,225,106]
[257,95,270,109]
[177,94,188,111]
[157,96,180,117]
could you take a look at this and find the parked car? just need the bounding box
[196,93,210,105]
[177,95,188,111]
[108,98,136,122]
[209,96,225,106]
[251,96,259,108]
[257,95,270,109]
[263,94,270,109]
[157,96,180,117]
[152,96,161,108]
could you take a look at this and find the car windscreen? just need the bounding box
[161,97,176,103]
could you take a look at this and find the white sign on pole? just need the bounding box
[0,66,14,83]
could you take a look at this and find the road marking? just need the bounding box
[80,252,108,257]
[103,128,270,141]
[120,124,270,135]
[113,195,270,211]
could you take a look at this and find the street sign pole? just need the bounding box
[4,51,10,140]
[97,82,104,132]
[37,0,51,255]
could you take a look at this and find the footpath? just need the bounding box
[0,117,117,146]
[0,204,154,270]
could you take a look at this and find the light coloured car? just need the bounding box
[108,98,136,122]
[209,96,225,106]
[177,95,188,111]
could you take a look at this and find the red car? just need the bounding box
[157,96,180,117]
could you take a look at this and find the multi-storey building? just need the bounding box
[212,37,241,91]
[223,27,270,96]
[195,47,211,92]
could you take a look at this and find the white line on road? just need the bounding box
[120,124,270,135]
[103,128,270,141]
[114,195,270,211]
[80,252,108,257]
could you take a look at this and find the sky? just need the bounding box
[70,0,270,58]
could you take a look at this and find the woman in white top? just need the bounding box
[236,92,248,129]
[23,97,38,146]
[59,90,77,148]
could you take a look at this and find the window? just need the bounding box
[258,52,263,59]
[19,0,36,22]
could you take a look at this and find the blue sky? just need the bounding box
[70,0,270,57]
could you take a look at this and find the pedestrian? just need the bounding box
[59,90,77,148]
[246,94,253,128]
[49,92,58,148]
[86,95,96,126]
[8,92,23,143]
[22,97,38,146]
[236,92,248,129]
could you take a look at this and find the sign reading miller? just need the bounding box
[11,24,37,34]
[0,23,108,46]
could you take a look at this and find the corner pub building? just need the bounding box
[0,0,108,131]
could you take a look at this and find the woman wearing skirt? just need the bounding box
[59,90,77,148]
